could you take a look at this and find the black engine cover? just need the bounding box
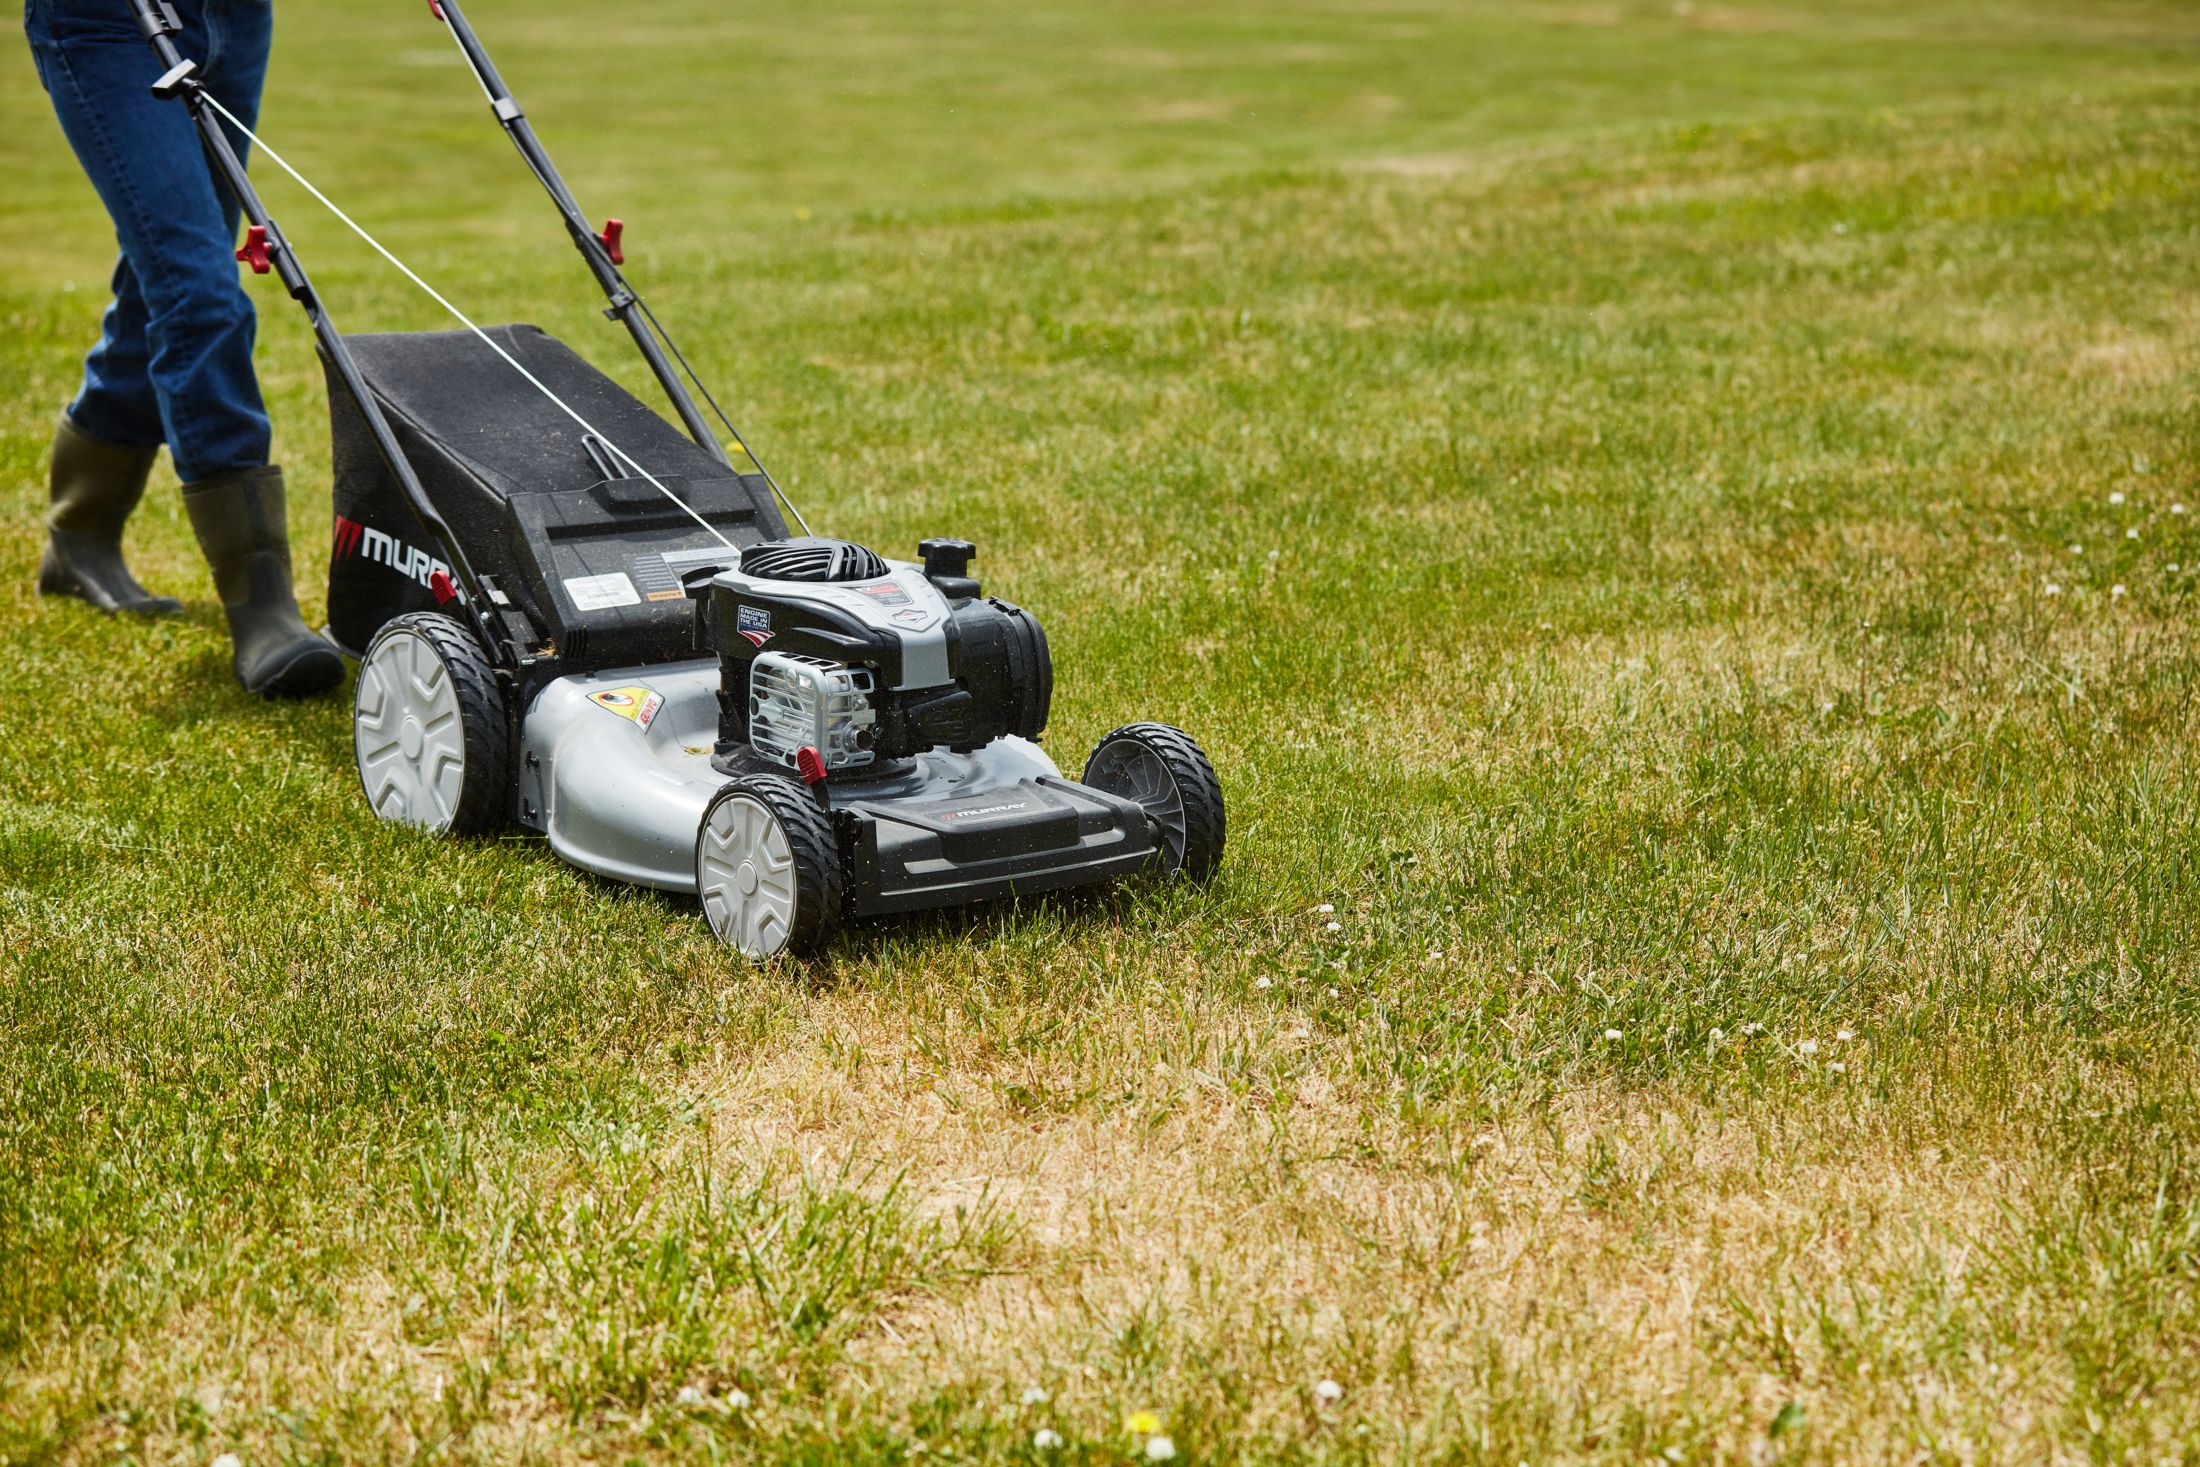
[703,544,1051,768]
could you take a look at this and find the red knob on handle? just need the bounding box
[235,224,272,275]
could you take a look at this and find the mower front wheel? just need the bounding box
[353,611,509,836]
[695,774,844,960]
[1083,722,1225,880]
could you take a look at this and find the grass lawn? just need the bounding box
[5,0,2200,1460]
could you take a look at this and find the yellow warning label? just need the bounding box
[588,685,664,732]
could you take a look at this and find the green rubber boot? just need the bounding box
[37,414,183,616]
[183,465,345,698]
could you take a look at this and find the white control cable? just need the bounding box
[201,92,735,551]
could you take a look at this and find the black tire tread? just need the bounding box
[700,774,845,957]
[1085,722,1226,880]
[363,611,509,837]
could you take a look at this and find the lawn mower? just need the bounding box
[127,0,1224,958]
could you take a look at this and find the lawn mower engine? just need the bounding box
[708,536,1048,774]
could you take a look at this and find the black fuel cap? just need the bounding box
[918,538,980,601]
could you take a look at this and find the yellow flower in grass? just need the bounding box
[1125,1410,1163,1436]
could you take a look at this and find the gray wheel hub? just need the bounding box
[355,628,466,831]
[698,793,799,958]
[1086,740,1187,870]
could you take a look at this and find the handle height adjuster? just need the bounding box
[235,224,274,274]
[595,218,625,266]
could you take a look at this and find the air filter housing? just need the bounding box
[739,537,890,583]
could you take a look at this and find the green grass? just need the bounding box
[5,0,2200,1461]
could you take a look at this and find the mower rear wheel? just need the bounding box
[1082,722,1225,880]
[353,612,509,836]
[695,774,843,959]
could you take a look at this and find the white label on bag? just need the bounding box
[563,572,641,611]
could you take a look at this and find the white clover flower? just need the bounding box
[2171,564,2182,573]
[1315,1378,1346,1403]
[1255,975,1273,990]
[2110,491,2126,506]
[1836,1028,1854,1041]
[1820,701,1835,714]
[1324,921,1342,933]
[1828,1061,1847,1073]
[2043,582,2063,596]
[726,1388,752,1410]
[2070,543,2084,554]
[1708,1027,1725,1041]
[1021,1387,1050,1406]
[1799,1039,1820,1055]
[1742,1022,1763,1036]
[213,1456,242,1467]
[2175,504,2189,515]
[2127,528,2140,541]
[1315,903,1336,914]
[676,1385,705,1407]
[1604,1028,1624,1041]
[1427,947,1444,960]
[2112,584,2128,600]
[1033,1429,1064,1450]
[1146,1437,1177,1461]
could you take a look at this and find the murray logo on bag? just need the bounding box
[334,514,453,592]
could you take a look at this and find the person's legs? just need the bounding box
[25,0,336,692]
[26,0,272,483]
[24,3,175,612]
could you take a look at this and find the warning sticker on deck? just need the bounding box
[588,685,663,732]
[563,572,641,611]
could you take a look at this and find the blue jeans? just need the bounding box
[24,0,273,485]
